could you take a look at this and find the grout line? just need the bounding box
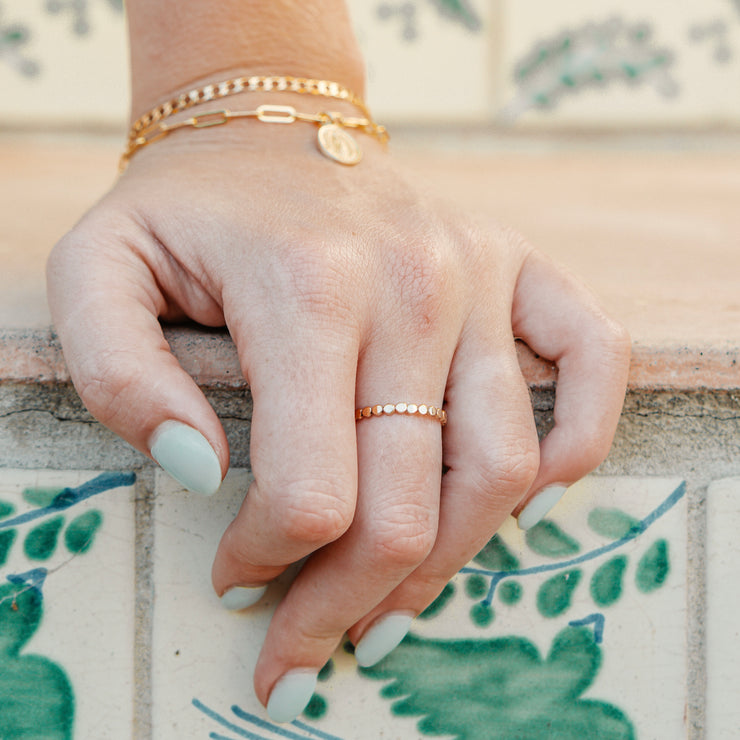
[486,0,507,118]
[133,466,155,740]
[686,481,708,739]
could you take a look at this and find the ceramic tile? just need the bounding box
[152,473,687,739]
[706,477,740,739]
[5,0,740,130]
[0,1,127,127]
[499,0,740,127]
[348,0,497,122]
[0,468,135,739]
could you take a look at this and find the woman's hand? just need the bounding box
[46,119,630,722]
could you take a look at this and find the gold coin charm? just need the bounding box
[316,123,362,165]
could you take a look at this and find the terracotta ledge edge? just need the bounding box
[0,327,738,392]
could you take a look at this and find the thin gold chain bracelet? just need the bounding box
[119,104,388,170]
[121,75,386,170]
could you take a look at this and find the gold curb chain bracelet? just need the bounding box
[120,75,388,170]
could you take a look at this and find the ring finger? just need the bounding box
[346,329,540,657]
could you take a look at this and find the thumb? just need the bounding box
[47,226,228,495]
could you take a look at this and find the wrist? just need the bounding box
[121,85,388,173]
[126,1,366,122]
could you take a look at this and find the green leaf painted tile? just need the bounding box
[318,659,334,682]
[434,0,482,31]
[590,556,628,607]
[0,582,74,738]
[537,569,582,618]
[499,580,523,605]
[469,602,494,628]
[0,501,15,520]
[24,516,65,561]
[588,508,641,540]
[0,529,17,567]
[526,521,580,558]
[464,575,487,600]
[473,534,519,571]
[360,628,634,739]
[64,510,103,555]
[636,539,670,593]
[22,487,64,508]
[303,693,327,720]
[418,582,455,621]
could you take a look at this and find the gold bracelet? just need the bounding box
[121,75,386,170]
[119,104,388,170]
[129,75,371,135]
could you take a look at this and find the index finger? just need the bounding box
[47,221,229,494]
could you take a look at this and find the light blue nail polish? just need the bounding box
[354,612,414,668]
[517,485,568,530]
[266,670,318,723]
[150,421,222,496]
[220,585,267,611]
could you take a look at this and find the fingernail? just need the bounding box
[150,420,222,496]
[517,485,568,530]
[354,612,414,668]
[266,669,318,724]
[220,585,267,611]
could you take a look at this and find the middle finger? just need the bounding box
[254,320,455,721]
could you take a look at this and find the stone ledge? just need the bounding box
[1,327,738,392]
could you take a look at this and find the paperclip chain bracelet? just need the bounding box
[120,104,388,170]
[121,74,386,170]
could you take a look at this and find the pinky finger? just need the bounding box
[510,250,631,529]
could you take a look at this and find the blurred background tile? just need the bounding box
[4,0,738,132]
[349,0,499,123]
[0,0,127,129]
[498,0,740,128]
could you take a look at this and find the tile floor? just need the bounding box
[0,469,136,739]
[152,472,688,740]
[0,468,695,738]
[706,477,740,740]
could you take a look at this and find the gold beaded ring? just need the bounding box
[355,403,447,426]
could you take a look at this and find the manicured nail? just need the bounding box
[354,612,414,668]
[517,485,568,530]
[220,585,267,611]
[266,670,318,724]
[150,420,222,496]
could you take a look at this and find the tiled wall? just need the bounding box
[2,0,739,129]
[0,469,708,738]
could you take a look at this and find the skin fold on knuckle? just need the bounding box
[596,319,633,370]
[268,484,355,548]
[379,234,457,337]
[468,436,541,509]
[367,503,438,571]
[270,238,363,328]
[559,424,614,477]
[71,348,156,432]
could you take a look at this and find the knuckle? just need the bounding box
[473,436,541,502]
[588,314,632,363]
[72,349,144,427]
[370,504,438,569]
[272,242,358,324]
[384,236,453,331]
[603,321,633,362]
[571,427,612,473]
[272,483,354,547]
